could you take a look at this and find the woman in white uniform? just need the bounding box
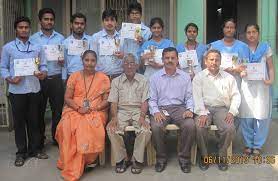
[239,24,275,155]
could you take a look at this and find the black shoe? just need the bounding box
[14,156,25,167]
[155,162,167,172]
[199,156,209,171]
[35,152,49,159]
[179,160,191,173]
[218,160,228,171]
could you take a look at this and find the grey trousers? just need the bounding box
[150,105,196,163]
[195,106,236,157]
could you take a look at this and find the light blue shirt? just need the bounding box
[63,34,90,78]
[122,22,151,64]
[209,39,250,63]
[30,30,65,76]
[1,38,47,94]
[139,38,175,79]
[91,29,123,76]
[176,42,207,73]
[149,68,194,115]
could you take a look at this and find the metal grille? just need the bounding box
[0,79,9,128]
[105,0,136,30]
[3,0,24,43]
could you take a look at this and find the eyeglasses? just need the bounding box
[130,11,141,16]
[123,62,136,66]
[15,41,33,53]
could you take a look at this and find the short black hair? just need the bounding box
[222,18,236,28]
[162,47,178,58]
[150,17,164,29]
[82,50,97,61]
[127,1,142,15]
[71,13,87,23]
[14,16,31,29]
[205,49,222,60]
[102,8,117,22]
[244,23,260,33]
[38,8,55,21]
[184,23,198,32]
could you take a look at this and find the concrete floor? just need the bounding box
[0,120,278,181]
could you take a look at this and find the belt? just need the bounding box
[47,74,62,79]
[108,73,121,80]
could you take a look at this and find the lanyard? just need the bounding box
[83,71,95,99]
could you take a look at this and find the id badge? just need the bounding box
[83,99,90,108]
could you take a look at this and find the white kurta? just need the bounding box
[239,47,272,119]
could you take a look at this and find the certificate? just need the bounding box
[68,39,88,56]
[144,49,163,64]
[178,50,199,68]
[120,22,141,40]
[99,39,117,56]
[14,58,37,76]
[245,63,265,80]
[220,53,238,69]
[43,45,64,61]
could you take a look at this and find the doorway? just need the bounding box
[206,0,257,43]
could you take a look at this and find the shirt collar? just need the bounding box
[70,33,88,40]
[160,68,181,77]
[39,30,58,38]
[15,38,31,46]
[101,29,119,38]
[121,73,140,83]
[204,68,224,78]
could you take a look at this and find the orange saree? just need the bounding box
[55,71,110,181]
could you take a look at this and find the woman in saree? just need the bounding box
[55,50,110,181]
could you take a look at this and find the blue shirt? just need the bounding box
[148,68,194,115]
[30,30,65,76]
[139,38,175,79]
[122,22,151,64]
[209,39,250,63]
[91,29,123,76]
[63,34,90,78]
[1,38,47,94]
[176,43,207,73]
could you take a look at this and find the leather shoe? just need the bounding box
[179,161,191,173]
[35,152,49,159]
[199,156,209,171]
[155,162,167,172]
[218,160,228,171]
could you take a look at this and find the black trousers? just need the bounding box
[9,92,42,157]
[39,74,64,147]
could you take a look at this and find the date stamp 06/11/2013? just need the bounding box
[203,155,276,164]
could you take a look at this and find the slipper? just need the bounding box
[131,161,143,174]
[253,149,261,156]
[115,160,131,173]
[14,157,25,167]
[243,147,252,155]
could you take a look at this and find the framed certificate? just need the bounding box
[68,39,88,56]
[144,48,164,64]
[99,39,116,56]
[245,63,265,80]
[178,50,199,69]
[14,58,37,76]
[43,45,64,61]
[120,22,141,40]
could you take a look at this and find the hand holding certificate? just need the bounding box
[120,22,141,40]
[68,39,88,56]
[178,50,199,69]
[245,63,265,80]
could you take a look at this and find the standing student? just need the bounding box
[91,8,124,80]
[239,24,275,156]
[139,17,174,79]
[1,17,49,167]
[30,8,65,147]
[63,13,90,79]
[176,23,206,77]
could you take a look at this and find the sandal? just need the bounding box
[131,161,143,174]
[253,149,261,156]
[115,160,131,173]
[14,156,25,167]
[243,147,252,155]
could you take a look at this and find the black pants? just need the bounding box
[9,92,42,157]
[39,74,64,147]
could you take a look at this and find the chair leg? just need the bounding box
[191,143,197,165]
[99,148,105,166]
[111,144,116,166]
[227,142,232,158]
[147,141,156,166]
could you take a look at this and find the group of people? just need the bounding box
[0,1,275,181]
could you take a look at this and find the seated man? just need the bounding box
[149,47,195,173]
[192,49,241,171]
[107,53,151,174]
